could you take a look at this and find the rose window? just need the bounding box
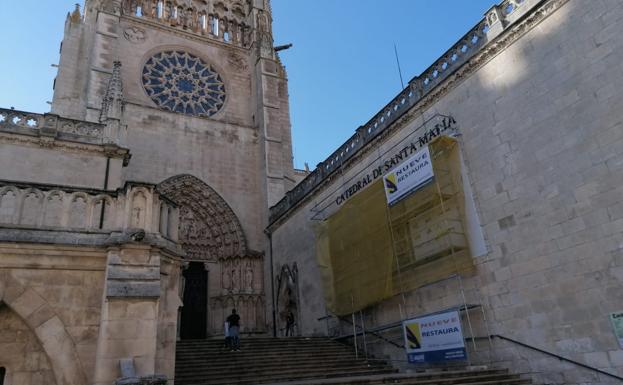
[142,51,226,117]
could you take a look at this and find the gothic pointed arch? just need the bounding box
[0,272,86,385]
[157,174,247,260]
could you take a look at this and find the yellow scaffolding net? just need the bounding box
[316,137,474,316]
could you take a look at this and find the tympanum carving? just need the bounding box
[158,174,246,261]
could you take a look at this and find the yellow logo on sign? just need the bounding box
[405,322,422,349]
[385,173,398,194]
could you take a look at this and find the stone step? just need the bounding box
[261,371,526,385]
[175,366,398,385]
[266,378,531,385]
[363,373,524,385]
[176,360,388,378]
[176,345,353,355]
[176,356,378,371]
[176,350,358,362]
[174,338,532,385]
[176,341,346,352]
[177,337,334,346]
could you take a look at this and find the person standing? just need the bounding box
[226,308,241,351]
[285,310,295,336]
[224,320,231,350]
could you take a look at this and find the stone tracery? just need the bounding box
[121,0,252,47]
[142,51,226,118]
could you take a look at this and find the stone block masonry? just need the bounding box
[268,0,623,383]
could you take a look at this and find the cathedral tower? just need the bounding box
[51,0,295,364]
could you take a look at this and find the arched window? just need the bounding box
[212,17,219,36]
[157,1,164,18]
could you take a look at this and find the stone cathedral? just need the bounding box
[3,0,623,384]
[0,0,295,384]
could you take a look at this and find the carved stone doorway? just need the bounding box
[180,262,208,340]
[158,174,266,339]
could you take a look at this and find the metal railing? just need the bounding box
[328,318,623,382]
[491,334,623,382]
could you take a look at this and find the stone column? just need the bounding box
[92,244,163,385]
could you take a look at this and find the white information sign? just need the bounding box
[403,310,466,363]
[383,146,434,205]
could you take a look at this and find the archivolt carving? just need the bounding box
[157,174,246,260]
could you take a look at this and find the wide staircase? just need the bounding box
[175,337,532,385]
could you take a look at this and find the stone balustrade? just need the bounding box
[0,180,178,241]
[121,0,252,47]
[0,108,117,144]
[269,0,533,224]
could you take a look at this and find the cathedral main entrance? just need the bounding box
[158,174,267,338]
[180,262,208,339]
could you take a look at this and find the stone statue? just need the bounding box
[232,259,240,292]
[244,261,254,292]
[222,260,231,292]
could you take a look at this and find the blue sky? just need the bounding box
[0,0,494,169]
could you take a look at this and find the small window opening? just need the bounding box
[213,18,219,35]
[223,31,230,42]
[136,5,143,17]
[505,4,514,14]
[157,1,164,18]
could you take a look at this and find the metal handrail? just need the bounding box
[326,315,623,381]
[336,316,404,349]
[491,334,623,381]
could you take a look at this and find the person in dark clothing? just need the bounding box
[226,308,241,351]
[285,310,295,336]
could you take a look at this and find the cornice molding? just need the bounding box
[0,132,130,159]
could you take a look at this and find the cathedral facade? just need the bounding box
[267,0,623,384]
[0,0,294,384]
[3,0,623,385]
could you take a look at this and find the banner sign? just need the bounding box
[332,115,457,206]
[403,310,467,363]
[610,311,623,349]
[383,146,434,205]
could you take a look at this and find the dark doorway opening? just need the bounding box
[0,367,5,385]
[180,262,208,339]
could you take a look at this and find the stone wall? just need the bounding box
[0,245,107,385]
[0,108,128,190]
[0,305,56,385]
[270,0,623,383]
[0,176,183,384]
[121,102,264,250]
